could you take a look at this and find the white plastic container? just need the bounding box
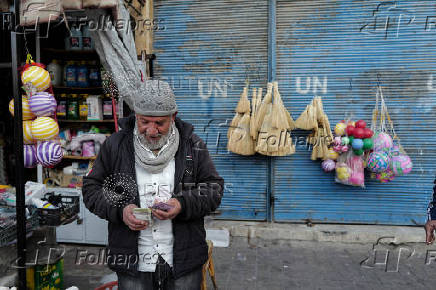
[47,59,62,86]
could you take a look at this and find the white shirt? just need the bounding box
[135,148,175,272]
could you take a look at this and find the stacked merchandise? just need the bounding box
[9,54,63,168]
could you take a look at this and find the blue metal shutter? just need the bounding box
[154,0,269,220]
[274,0,436,225]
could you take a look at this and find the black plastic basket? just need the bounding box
[0,207,39,247]
[37,192,80,226]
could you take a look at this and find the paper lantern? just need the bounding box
[341,136,350,145]
[8,96,35,120]
[353,128,365,139]
[373,132,393,151]
[353,149,364,156]
[367,152,390,173]
[346,125,355,136]
[31,117,59,141]
[23,120,35,144]
[322,159,336,172]
[363,128,374,139]
[24,144,37,168]
[36,141,63,167]
[29,92,57,117]
[327,149,339,160]
[21,65,51,92]
[390,154,412,176]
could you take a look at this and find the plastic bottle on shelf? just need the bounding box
[47,59,62,86]
[103,94,113,120]
[82,25,93,50]
[79,94,89,120]
[65,61,77,87]
[57,93,68,119]
[68,94,79,120]
[65,25,82,50]
[77,61,89,88]
[88,60,101,87]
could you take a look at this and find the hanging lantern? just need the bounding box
[21,64,51,92]
[31,117,59,141]
[24,144,37,168]
[29,92,57,117]
[36,141,63,167]
[23,120,35,145]
[9,96,36,120]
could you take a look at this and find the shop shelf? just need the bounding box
[58,119,115,123]
[63,155,96,160]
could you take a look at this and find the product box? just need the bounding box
[87,95,103,120]
[26,258,64,290]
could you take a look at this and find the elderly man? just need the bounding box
[82,80,224,290]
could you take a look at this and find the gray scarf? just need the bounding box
[133,122,180,174]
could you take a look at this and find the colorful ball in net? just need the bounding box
[390,154,412,176]
[375,168,395,183]
[9,96,35,120]
[36,141,63,167]
[29,92,57,117]
[321,159,336,172]
[31,117,59,141]
[367,151,390,173]
[373,132,393,151]
[23,120,35,144]
[21,65,51,92]
[24,144,37,168]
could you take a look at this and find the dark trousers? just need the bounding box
[117,256,202,290]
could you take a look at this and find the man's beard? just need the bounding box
[138,124,173,151]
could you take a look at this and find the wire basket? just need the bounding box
[0,207,39,247]
[37,192,80,226]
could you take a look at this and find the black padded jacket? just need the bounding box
[82,115,224,278]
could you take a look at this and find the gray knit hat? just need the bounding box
[133,80,178,116]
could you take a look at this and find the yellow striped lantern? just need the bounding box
[31,117,59,141]
[9,96,36,120]
[23,120,35,144]
[21,65,51,92]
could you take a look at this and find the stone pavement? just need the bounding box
[59,236,436,290]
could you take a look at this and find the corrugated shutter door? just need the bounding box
[154,0,269,220]
[274,0,436,224]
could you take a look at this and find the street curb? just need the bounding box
[205,220,426,244]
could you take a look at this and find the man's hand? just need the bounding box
[152,198,181,220]
[425,220,436,244]
[123,204,149,231]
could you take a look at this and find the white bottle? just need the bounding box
[47,59,62,86]
[32,198,56,209]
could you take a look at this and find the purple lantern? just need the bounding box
[36,141,63,167]
[23,144,37,168]
[29,92,57,117]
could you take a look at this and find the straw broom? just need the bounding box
[255,83,273,131]
[255,103,273,154]
[228,112,255,155]
[250,87,263,141]
[227,86,249,139]
[250,88,258,140]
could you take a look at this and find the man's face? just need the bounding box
[136,114,177,150]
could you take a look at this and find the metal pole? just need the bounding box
[267,0,277,222]
[12,0,27,286]
[11,31,27,289]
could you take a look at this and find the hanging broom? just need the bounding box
[255,83,273,131]
[250,88,258,139]
[228,111,255,155]
[255,103,273,154]
[227,86,249,139]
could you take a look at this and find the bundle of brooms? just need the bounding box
[297,96,333,160]
[227,82,296,156]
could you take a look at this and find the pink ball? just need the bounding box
[373,132,393,151]
[36,141,63,167]
[29,92,57,117]
[390,154,412,175]
[23,144,37,168]
[322,159,336,172]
